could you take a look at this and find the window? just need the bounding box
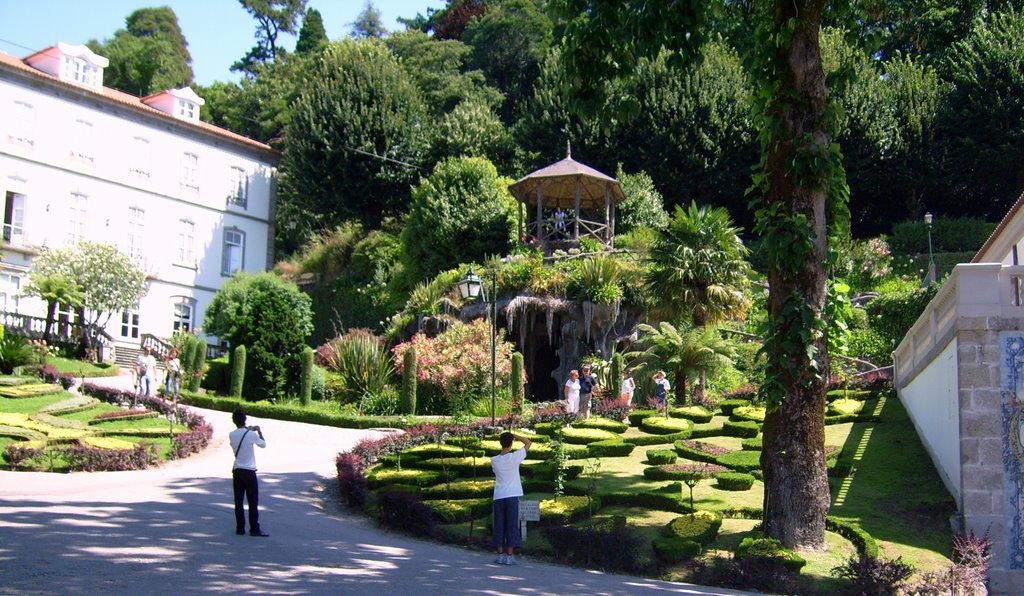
[129,136,151,178]
[68,192,88,244]
[173,299,195,333]
[127,207,145,261]
[177,99,197,121]
[0,272,21,313]
[71,119,94,164]
[177,219,196,265]
[180,152,199,191]
[62,55,100,88]
[3,192,25,245]
[222,228,245,276]
[228,166,248,207]
[120,311,140,339]
[8,100,34,147]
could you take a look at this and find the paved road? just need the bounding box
[0,374,745,595]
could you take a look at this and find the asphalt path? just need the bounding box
[0,374,746,595]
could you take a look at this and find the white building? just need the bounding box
[0,42,278,358]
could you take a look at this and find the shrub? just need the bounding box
[914,532,991,595]
[715,471,756,491]
[731,405,765,422]
[0,334,34,374]
[417,456,493,477]
[510,351,524,403]
[721,420,760,438]
[827,517,879,558]
[543,517,648,573]
[319,329,395,405]
[665,510,722,545]
[62,441,159,472]
[652,537,701,564]
[624,431,694,446]
[669,405,714,423]
[646,449,677,465]
[641,417,694,435]
[421,479,494,500]
[299,346,314,406]
[674,440,730,462]
[828,398,865,416]
[188,339,206,393]
[587,439,634,457]
[717,398,750,416]
[572,416,628,433]
[427,497,492,523]
[377,491,435,537]
[689,554,798,593]
[540,495,594,525]
[592,395,631,421]
[645,462,726,481]
[560,427,621,444]
[400,347,417,415]
[717,450,762,472]
[366,467,443,489]
[360,386,400,416]
[831,554,915,595]
[740,437,763,450]
[628,409,658,426]
[3,442,44,469]
[736,533,807,572]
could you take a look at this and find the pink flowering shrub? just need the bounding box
[392,319,519,409]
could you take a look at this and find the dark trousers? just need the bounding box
[492,497,521,549]
[233,468,260,533]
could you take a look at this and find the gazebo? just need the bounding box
[508,145,626,252]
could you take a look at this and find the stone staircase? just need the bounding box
[115,345,143,370]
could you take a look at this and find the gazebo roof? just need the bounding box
[508,148,625,209]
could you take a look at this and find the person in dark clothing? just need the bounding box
[578,363,599,420]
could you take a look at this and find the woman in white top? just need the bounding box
[620,369,635,405]
[563,369,580,413]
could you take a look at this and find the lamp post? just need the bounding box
[924,212,936,285]
[458,268,497,426]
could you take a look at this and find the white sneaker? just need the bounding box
[494,554,507,564]
[503,555,516,565]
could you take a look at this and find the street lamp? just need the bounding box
[458,268,497,427]
[924,212,936,285]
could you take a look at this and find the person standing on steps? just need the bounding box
[491,431,532,565]
[230,409,269,537]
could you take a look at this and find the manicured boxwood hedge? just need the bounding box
[735,533,807,572]
[672,440,723,465]
[366,468,443,489]
[623,430,693,446]
[641,416,694,436]
[652,537,701,563]
[721,420,760,438]
[740,437,763,451]
[599,488,690,514]
[479,440,589,460]
[421,479,494,499]
[573,417,628,434]
[716,449,762,472]
[587,439,635,457]
[717,399,750,416]
[644,463,726,481]
[731,406,766,423]
[404,443,483,459]
[828,398,865,416]
[417,456,494,477]
[826,516,879,558]
[428,497,492,523]
[826,389,874,401]
[560,427,622,445]
[646,449,678,465]
[715,471,756,491]
[539,495,597,525]
[627,409,658,426]
[668,405,714,424]
[665,510,722,545]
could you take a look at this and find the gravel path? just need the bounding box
[0,373,746,595]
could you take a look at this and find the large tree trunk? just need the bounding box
[759,0,831,551]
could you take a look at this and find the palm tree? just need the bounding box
[22,274,84,343]
[630,321,736,405]
[645,202,752,397]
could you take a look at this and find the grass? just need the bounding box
[45,357,120,378]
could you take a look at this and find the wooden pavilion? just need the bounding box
[508,146,626,252]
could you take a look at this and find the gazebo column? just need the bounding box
[604,188,611,246]
[536,188,544,243]
[573,182,581,241]
[610,200,616,248]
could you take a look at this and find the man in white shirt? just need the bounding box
[490,431,532,565]
[135,347,157,397]
[229,409,268,537]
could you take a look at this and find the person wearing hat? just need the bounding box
[652,371,671,412]
[578,363,599,420]
[229,409,269,537]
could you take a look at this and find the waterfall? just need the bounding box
[582,301,594,343]
[546,305,556,345]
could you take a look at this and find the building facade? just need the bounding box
[0,42,279,354]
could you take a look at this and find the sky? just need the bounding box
[0,0,446,86]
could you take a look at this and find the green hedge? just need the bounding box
[735,533,807,572]
[404,444,484,459]
[628,409,658,426]
[428,497,492,523]
[669,405,714,424]
[623,430,694,446]
[828,398,865,416]
[715,471,756,491]
[717,398,750,416]
[417,457,493,477]
[479,439,589,460]
[641,417,694,436]
[826,389,874,401]
[573,417,628,434]
[665,511,722,545]
[731,406,765,423]
[716,450,762,472]
[587,439,635,457]
[599,487,689,514]
[179,391,420,429]
[721,420,760,438]
[826,516,879,558]
[652,537,701,563]
[672,441,722,465]
[201,357,230,392]
[540,495,597,525]
[560,427,622,445]
[646,449,678,465]
[367,468,443,489]
[740,437,763,451]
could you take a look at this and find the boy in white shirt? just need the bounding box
[490,432,532,565]
[229,409,268,537]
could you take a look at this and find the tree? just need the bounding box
[87,7,193,96]
[552,0,845,550]
[429,98,519,172]
[615,167,669,235]
[630,322,735,405]
[234,0,307,75]
[295,8,328,54]
[21,274,84,343]
[400,157,517,283]
[203,272,313,399]
[645,202,752,327]
[28,242,148,350]
[284,38,429,227]
[351,1,387,39]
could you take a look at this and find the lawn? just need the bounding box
[46,356,120,378]
[367,388,955,592]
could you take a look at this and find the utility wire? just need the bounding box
[344,145,423,170]
[0,37,37,53]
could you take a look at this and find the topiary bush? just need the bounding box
[544,516,648,573]
[644,462,727,481]
[189,338,206,393]
[665,510,722,545]
[829,398,865,416]
[427,497,492,523]
[717,450,762,472]
[741,437,763,451]
[377,491,435,537]
[653,537,701,564]
[721,420,760,438]
[641,416,694,435]
[731,405,765,422]
[715,471,756,491]
[229,345,246,398]
[628,409,658,426]
[540,495,595,525]
[510,351,524,404]
[366,467,443,489]
[717,398,750,416]
[300,346,314,406]
[669,405,714,423]
[573,416,628,433]
[587,439,634,457]
[646,449,678,465]
[560,426,621,444]
[736,533,807,572]
[400,347,417,415]
[421,479,494,500]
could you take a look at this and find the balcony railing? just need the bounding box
[0,310,113,357]
[893,263,1024,387]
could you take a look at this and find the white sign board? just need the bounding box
[520,500,540,521]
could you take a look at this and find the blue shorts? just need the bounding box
[492,497,521,549]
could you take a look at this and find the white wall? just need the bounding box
[899,338,961,505]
